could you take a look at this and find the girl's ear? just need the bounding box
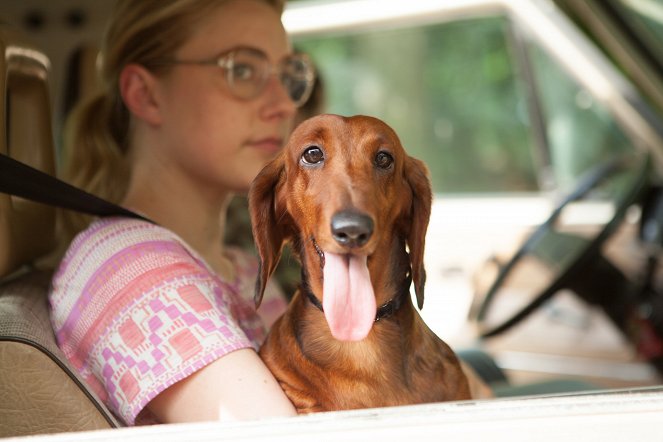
[119,63,162,126]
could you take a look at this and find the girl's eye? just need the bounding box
[232,62,257,82]
[375,151,394,169]
[302,146,324,165]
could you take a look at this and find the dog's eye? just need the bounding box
[302,146,324,165]
[375,151,394,169]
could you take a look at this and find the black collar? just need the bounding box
[304,269,412,322]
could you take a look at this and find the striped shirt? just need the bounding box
[49,217,286,425]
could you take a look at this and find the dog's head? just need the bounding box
[249,114,432,340]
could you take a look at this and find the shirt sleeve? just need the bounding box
[49,218,262,425]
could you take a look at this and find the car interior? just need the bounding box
[0,24,120,437]
[1,0,663,439]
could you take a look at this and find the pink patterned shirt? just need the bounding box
[48,217,287,425]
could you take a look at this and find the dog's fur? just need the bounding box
[249,114,471,413]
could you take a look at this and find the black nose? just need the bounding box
[331,210,374,248]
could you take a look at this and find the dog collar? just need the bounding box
[304,269,412,322]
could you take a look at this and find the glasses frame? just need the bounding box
[148,46,316,107]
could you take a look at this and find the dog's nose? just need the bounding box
[331,210,374,248]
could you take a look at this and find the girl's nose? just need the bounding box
[260,74,297,120]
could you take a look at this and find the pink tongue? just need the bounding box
[322,252,376,341]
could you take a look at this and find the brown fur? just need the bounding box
[249,114,471,413]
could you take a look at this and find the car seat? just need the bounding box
[0,24,121,437]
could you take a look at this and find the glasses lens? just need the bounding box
[226,49,315,106]
[227,49,269,99]
[281,55,315,106]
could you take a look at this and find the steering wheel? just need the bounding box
[475,154,650,338]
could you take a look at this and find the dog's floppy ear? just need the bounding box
[404,156,432,309]
[248,155,288,308]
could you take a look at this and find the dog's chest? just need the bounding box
[292,342,454,411]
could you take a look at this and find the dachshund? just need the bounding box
[249,114,472,413]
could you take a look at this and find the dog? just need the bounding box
[249,114,471,413]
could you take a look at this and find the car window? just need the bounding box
[295,13,636,196]
[295,16,539,194]
[528,41,632,192]
[615,0,663,59]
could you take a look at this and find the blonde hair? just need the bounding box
[59,0,285,243]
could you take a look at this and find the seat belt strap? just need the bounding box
[0,153,150,222]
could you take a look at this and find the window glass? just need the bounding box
[295,17,539,193]
[615,0,663,61]
[528,43,631,192]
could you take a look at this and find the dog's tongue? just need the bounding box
[322,252,376,341]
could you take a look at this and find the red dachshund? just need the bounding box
[250,114,471,413]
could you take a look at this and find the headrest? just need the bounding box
[0,25,55,278]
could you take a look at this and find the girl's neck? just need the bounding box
[122,171,235,280]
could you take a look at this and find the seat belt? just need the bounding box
[0,153,150,222]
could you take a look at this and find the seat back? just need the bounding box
[0,25,55,277]
[0,271,121,436]
[0,24,121,437]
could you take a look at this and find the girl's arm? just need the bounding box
[146,348,297,422]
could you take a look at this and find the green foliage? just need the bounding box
[294,14,631,194]
[295,17,538,193]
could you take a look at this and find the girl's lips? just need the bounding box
[249,137,283,154]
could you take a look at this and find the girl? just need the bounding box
[49,0,315,425]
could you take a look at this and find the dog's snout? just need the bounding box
[331,211,374,248]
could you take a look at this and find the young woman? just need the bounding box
[49,0,315,425]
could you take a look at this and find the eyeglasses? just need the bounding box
[149,47,316,107]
